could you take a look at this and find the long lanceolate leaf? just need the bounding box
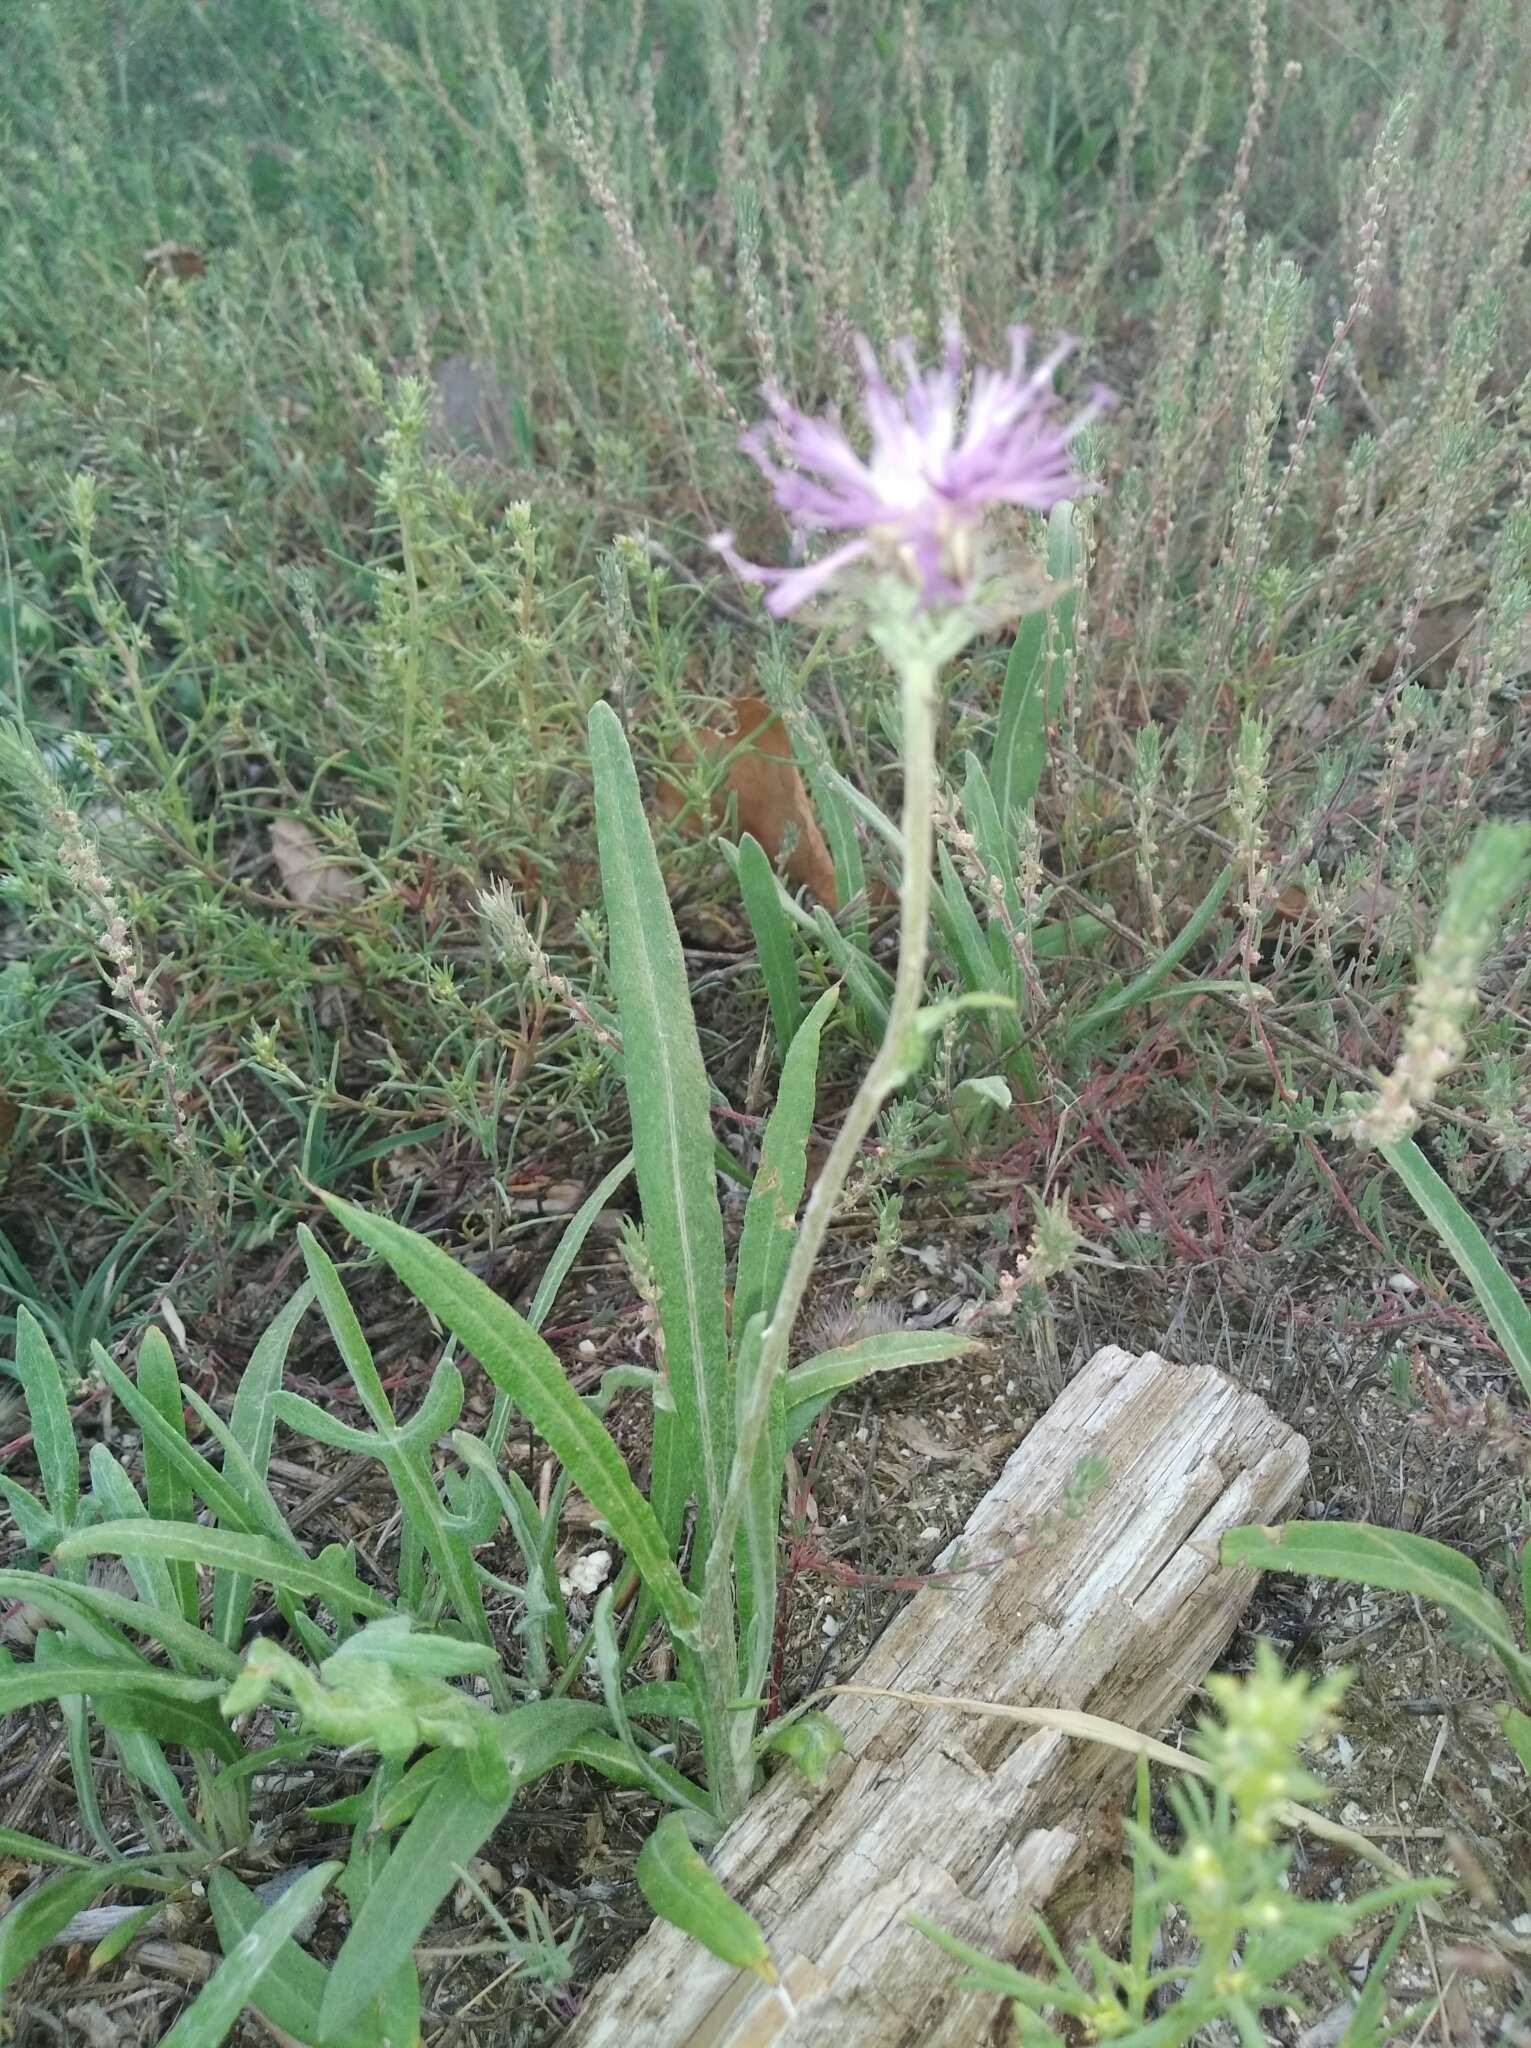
[991,500,1078,824]
[13,1306,78,1536]
[318,1703,613,2036]
[737,831,806,1057]
[589,701,732,1558]
[1378,1134,1531,1404]
[728,987,836,1693]
[133,1328,199,1625]
[1063,863,1234,1055]
[468,1149,636,1547]
[1223,1521,1531,1704]
[217,1283,314,1646]
[317,1193,699,1648]
[298,1227,492,1652]
[160,1859,341,2048]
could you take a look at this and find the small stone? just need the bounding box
[578,1338,597,1359]
[1387,1272,1419,1296]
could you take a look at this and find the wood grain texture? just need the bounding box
[566,1345,1309,2047]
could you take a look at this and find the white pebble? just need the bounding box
[560,1549,612,1598]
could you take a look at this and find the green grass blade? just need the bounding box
[1223,1520,1531,1700]
[0,1867,128,1998]
[207,1872,379,2048]
[218,1284,313,1649]
[992,502,1078,822]
[320,1192,700,1644]
[1064,864,1234,1054]
[784,1328,976,1443]
[464,1149,635,1549]
[589,701,731,1556]
[160,1859,341,2048]
[0,1654,223,1714]
[319,1702,606,2035]
[13,1305,78,1532]
[91,1349,276,1550]
[733,987,837,1343]
[0,1829,99,1871]
[0,1570,241,1677]
[737,831,806,1056]
[86,1446,182,1616]
[1378,1134,1531,1404]
[132,1328,199,1625]
[527,1152,634,1332]
[728,1313,778,1705]
[57,1521,393,1621]
[800,750,868,939]
[961,751,1021,927]
[298,1223,399,1432]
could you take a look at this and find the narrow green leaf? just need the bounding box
[737,831,806,1056]
[219,1285,315,1647]
[320,1698,606,2036]
[1496,1704,1531,1778]
[13,1306,77,1532]
[159,1859,341,2048]
[528,1153,634,1334]
[1223,1520,1531,1699]
[307,1749,453,1831]
[0,1867,124,1997]
[0,1828,98,1871]
[733,988,837,1343]
[88,1896,171,1972]
[992,503,1078,822]
[621,1680,698,1723]
[297,1224,399,1432]
[207,1871,378,2048]
[0,1650,222,1714]
[86,1445,180,1615]
[810,903,892,1034]
[589,699,731,1555]
[35,1630,114,1855]
[0,1475,55,1552]
[635,1812,777,1983]
[1378,1135,1531,1405]
[319,1193,698,1645]
[800,747,868,940]
[960,752,1020,927]
[467,1150,635,1552]
[784,1329,975,1445]
[933,844,1016,1021]
[134,1327,198,1623]
[1064,864,1234,1054]
[57,1522,393,1622]
[92,1351,265,1549]
[0,1571,242,1679]
[727,1313,778,1710]
[299,1233,491,1647]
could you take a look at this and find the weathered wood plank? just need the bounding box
[565,1345,1309,2047]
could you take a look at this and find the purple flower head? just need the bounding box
[713,325,1110,616]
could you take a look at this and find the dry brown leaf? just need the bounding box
[656,695,838,908]
[141,241,206,285]
[1369,598,1479,687]
[268,817,364,909]
[886,1415,963,1463]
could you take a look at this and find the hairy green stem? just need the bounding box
[389,493,425,853]
[701,650,940,1820]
